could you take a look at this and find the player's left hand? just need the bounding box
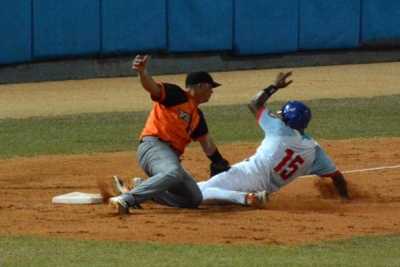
[274,71,293,89]
[210,159,230,177]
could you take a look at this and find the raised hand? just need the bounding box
[274,71,293,89]
[132,55,149,74]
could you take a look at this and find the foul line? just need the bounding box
[341,165,400,174]
[301,165,400,178]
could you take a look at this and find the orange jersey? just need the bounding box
[140,83,209,155]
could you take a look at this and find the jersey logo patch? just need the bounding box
[178,109,191,123]
[268,111,278,118]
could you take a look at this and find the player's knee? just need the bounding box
[193,191,203,206]
[186,194,202,208]
[164,168,185,184]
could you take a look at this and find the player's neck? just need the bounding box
[292,127,305,135]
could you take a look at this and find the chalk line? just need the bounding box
[301,165,400,178]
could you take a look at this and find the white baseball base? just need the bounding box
[52,192,103,204]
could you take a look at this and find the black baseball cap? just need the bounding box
[185,71,221,88]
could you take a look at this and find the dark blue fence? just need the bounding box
[1,0,399,65]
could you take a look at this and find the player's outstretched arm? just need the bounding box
[248,71,293,117]
[199,136,230,177]
[132,55,162,99]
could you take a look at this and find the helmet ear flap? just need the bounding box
[281,114,290,125]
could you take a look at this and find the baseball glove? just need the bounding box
[210,159,230,177]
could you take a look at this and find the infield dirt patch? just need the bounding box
[1,139,400,246]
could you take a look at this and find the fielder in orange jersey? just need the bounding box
[109,55,230,214]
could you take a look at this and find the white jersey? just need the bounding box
[199,107,340,204]
[251,107,338,194]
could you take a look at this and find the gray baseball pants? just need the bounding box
[121,136,203,208]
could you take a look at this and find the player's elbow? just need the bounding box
[247,100,260,117]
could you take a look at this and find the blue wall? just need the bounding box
[0,1,32,64]
[361,0,400,43]
[1,0,399,65]
[233,0,298,55]
[33,0,101,59]
[167,0,233,53]
[101,0,167,55]
[299,0,361,50]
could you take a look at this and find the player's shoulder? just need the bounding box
[259,108,281,123]
[160,83,188,106]
[259,108,288,134]
[163,83,184,91]
[264,108,279,118]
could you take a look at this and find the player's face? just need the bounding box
[199,83,213,103]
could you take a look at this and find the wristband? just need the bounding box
[263,85,278,96]
[207,148,224,164]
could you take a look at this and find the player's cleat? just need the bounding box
[131,177,144,189]
[112,175,131,194]
[108,196,130,215]
[245,191,268,209]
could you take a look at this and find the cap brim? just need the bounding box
[212,82,221,88]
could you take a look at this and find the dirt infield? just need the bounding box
[1,62,400,246]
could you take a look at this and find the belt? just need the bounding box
[139,136,162,144]
[139,136,180,157]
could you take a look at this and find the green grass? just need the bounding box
[0,111,147,158]
[1,95,400,266]
[1,235,399,267]
[1,95,399,158]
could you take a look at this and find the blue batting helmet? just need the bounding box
[279,101,312,128]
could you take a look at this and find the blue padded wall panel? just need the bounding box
[299,0,360,50]
[361,0,400,43]
[233,0,298,55]
[101,0,167,55]
[33,0,100,59]
[167,0,233,53]
[0,0,32,65]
